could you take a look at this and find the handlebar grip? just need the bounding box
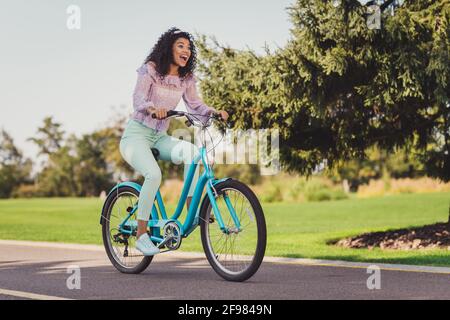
[151,110,179,119]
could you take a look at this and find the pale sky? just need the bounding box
[0,0,293,160]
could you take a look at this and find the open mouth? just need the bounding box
[180,55,189,62]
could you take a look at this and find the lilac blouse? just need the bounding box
[131,61,214,132]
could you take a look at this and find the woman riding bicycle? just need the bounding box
[119,27,229,256]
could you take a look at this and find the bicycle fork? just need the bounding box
[206,183,242,234]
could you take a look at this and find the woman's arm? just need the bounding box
[133,64,156,114]
[182,76,215,117]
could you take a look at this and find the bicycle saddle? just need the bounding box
[151,148,160,160]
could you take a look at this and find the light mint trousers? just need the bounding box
[119,120,200,221]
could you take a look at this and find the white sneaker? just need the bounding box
[136,233,160,256]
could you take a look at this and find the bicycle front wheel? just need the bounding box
[200,179,266,282]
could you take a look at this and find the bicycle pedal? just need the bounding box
[157,236,173,249]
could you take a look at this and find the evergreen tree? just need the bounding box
[196,0,450,181]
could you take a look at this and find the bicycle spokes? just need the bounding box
[107,192,144,266]
[206,188,258,273]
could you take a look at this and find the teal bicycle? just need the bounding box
[100,110,267,282]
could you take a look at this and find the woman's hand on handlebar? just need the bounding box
[148,107,169,120]
[213,109,229,121]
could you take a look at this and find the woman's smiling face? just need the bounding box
[172,37,191,68]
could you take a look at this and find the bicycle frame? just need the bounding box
[110,144,241,246]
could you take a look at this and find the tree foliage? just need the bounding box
[0,129,32,198]
[27,116,65,156]
[28,116,123,197]
[328,145,424,190]
[22,112,195,197]
[196,0,450,181]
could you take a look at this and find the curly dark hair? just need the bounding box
[144,27,197,79]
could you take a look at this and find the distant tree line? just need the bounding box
[0,111,264,198]
[0,111,429,198]
[0,112,181,198]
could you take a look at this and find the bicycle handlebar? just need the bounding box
[151,110,183,119]
[151,110,224,122]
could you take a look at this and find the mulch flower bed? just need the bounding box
[333,222,450,250]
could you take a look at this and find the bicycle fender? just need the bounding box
[108,181,142,196]
[212,178,232,186]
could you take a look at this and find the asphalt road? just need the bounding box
[0,241,449,300]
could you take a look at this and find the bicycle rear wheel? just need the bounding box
[200,179,266,282]
[101,186,153,274]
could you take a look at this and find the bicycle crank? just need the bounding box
[158,222,182,250]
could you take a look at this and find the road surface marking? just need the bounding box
[0,288,71,300]
[266,260,450,275]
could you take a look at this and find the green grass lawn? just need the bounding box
[0,192,449,266]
